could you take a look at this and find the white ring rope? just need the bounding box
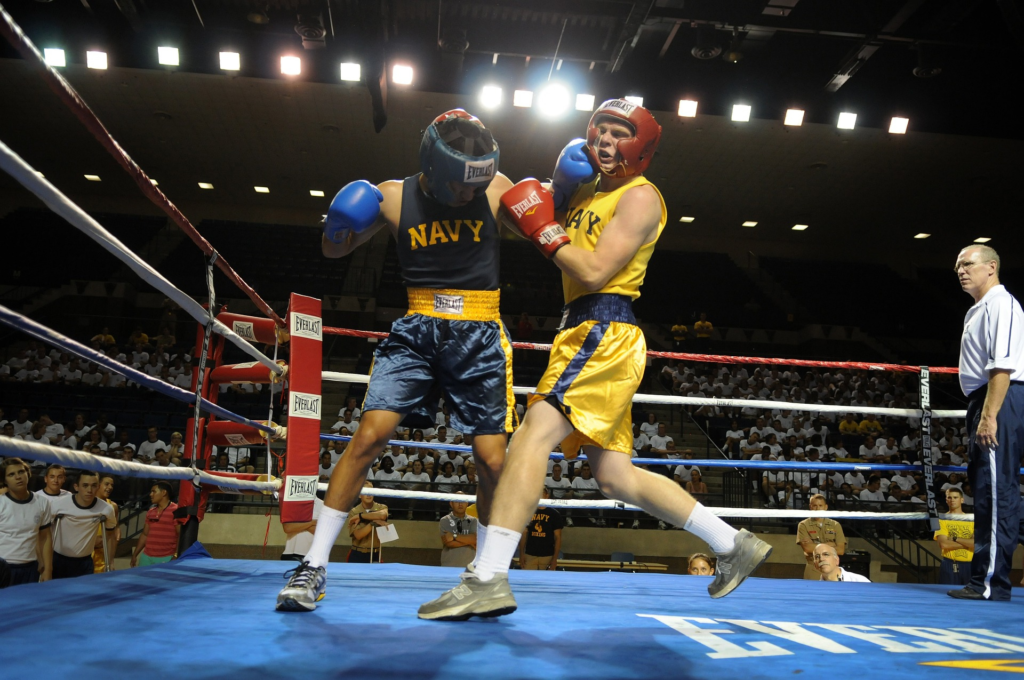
[0,139,283,376]
[327,484,974,521]
[0,437,279,493]
[322,371,967,419]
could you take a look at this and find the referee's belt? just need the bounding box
[560,293,635,330]
[407,288,500,322]
[350,546,380,554]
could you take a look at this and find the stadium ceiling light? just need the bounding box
[198,182,214,190]
[157,46,179,66]
[86,51,107,70]
[537,84,570,118]
[576,94,595,111]
[741,221,757,227]
[837,112,857,130]
[513,90,534,108]
[914,233,931,239]
[679,216,695,223]
[254,186,269,194]
[677,100,698,118]
[219,52,240,71]
[889,117,909,134]
[480,85,502,109]
[392,64,413,85]
[281,56,301,76]
[731,104,751,122]
[84,175,101,182]
[974,237,992,243]
[784,109,804,126]
[624,95,644,106]
[43,48,65,67]
[340,62,360,82]
[792,224,809,231]
[310,190,325,197]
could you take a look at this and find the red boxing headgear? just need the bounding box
[584,99,662,178]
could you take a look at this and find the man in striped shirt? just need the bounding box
[949,244,1024,601]
[131,482,180,567]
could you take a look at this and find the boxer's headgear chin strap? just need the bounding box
[584,99,662,178]
[419,109,500,205]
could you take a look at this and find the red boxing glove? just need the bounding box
[500,179,570,258]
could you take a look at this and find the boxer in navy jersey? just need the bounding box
[277,110,518,612]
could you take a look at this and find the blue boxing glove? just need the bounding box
[324,180,384,244]
[551,139,597,211]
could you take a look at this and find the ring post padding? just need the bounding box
[209,361,285,386]
[280,294,322,524]
[217,312,288,346]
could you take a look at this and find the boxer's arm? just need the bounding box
[322,180,401,258]
[551,184,661,292]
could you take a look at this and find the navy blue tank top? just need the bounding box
[395,174,500,291]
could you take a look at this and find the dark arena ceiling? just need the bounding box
[1,0,1022,260]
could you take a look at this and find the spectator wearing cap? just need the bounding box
[131,482,180,567]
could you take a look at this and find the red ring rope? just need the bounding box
[323,325,958,373]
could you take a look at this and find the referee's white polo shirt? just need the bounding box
[959,285,1024,396]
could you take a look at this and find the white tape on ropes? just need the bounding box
[322,484,973,520]
[0,437,279,493]
[322,372,967,419]
[0,140,283,376]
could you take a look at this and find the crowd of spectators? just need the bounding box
[657,361,974,512]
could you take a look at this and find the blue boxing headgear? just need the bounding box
[419,109,499,205]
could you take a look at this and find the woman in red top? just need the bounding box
[131,482,180,567]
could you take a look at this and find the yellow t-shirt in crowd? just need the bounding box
[935,518,973,562]
[562,176,667,304]
[671,325,688,341]
[694,320,713,338]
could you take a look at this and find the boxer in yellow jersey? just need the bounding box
[420,100,773,622]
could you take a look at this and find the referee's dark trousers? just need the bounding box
[966,381,1024,600]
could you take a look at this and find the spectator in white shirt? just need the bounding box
[81,363,104,386]
[59,358,83,384]
[0,458,54,585]
[640,413,659,438]
[57,425,78,450]
[845,471,867,493]
[859,476,886,507]
[631,422,651,455]
[544,464,572,499]
[436,448,464,473]
[330,409,359,435]
[137,427,167,462]
[649,423,674,456]
[317,452,336,482]
[21,421,51,446]
[91,414,116,442]
[373,457,403,489]
[434,461,461,493]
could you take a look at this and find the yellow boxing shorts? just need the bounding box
[529,294,644,457]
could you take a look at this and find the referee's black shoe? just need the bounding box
[947,586,986,601]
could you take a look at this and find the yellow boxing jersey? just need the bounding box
[562,176,668,303]
[935,518,973,562]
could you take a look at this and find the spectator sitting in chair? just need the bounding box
[858,413,884,438]
[317,452,336,483]
[649,423,674,457]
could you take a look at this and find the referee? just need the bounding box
[949,244,1024,601]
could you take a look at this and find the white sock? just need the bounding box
[473,526,521,581]
[683,503,738,555]
[471,524,488,568]
[304,505,346,569]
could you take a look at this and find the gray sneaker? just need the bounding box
[418,565,518,621]
[708,529,772,599]
[276,562,327,612]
